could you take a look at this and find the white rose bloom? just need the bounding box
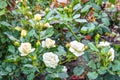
[43,52,59,68]
[62,66,67,72]
[98,42,110,47]
[69,41,85,57]
[18,43,35,56]
[42,38,55,48]
[108,48,115,61]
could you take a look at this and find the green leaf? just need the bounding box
[26,29,38,40]
[45,74,54,80]
[27,29,35,37]
[46,9,54,19]
[57,72,68,78]
[0,1,7,9]
[4,32,18,41]
[109,0,115,4]
[73,66,85,76]
[102,18,110,26]
[27,73,35,80]
[97,67,106,75]
[81,26,88,34]
[87,23,95,32]
[5,55,20,62]
[0,9,6,16]
[101,26,110,33]
[56,46,66,56]
[23,64,34,68]
[112,60,120,71]
[73,3,82,10]
[73,14,80,19]
[92,3,101,10]
[5,66,12,72]
[8,45,15,54]
[87,60,96,69]
[81,5,91,13]
[0,21,11,27]
[101,47,110,54]
[88,43,99,52]
[75,19,87,23]
[87,72,98,80]
[40,28,54,40]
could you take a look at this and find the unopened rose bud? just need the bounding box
[21,30,27,37]
[44,23,52,28]
[32,55,37,60]
[66,42,70,48]
[15,26,22,31]
[96,34,100,38]
[68,9,72,12]
[64,6,68,11]
[45,8,50,12]
[84,46,88,49]
[36,40,41,47]
[14,41,20,46]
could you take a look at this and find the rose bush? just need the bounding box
[0,0,120,80]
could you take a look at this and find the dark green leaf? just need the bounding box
[97,67,106,75]
[73,14,80,19]
[88,60,96,69]
[27,73,35,80]
[73,66,85,76]
[81,5,91,13]
[4,32,18,41]
[88,43,99,52]
[8,45,15,54]
[75,19,87,23]
[87,72,98,80]
[73,4,82,10]
[0,1,7,9]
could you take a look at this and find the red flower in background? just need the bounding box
[6,0,16,12]
[71,75,79,80]
[82,0,89,3]
[85,35,92,40]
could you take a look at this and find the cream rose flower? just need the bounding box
[34,14,41,21]
[18,43,35,56]
[98,41,110,47]
[43,52,59,68]
[108,48,115,61]
[42,38,55,48]
[69,41,85,57]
